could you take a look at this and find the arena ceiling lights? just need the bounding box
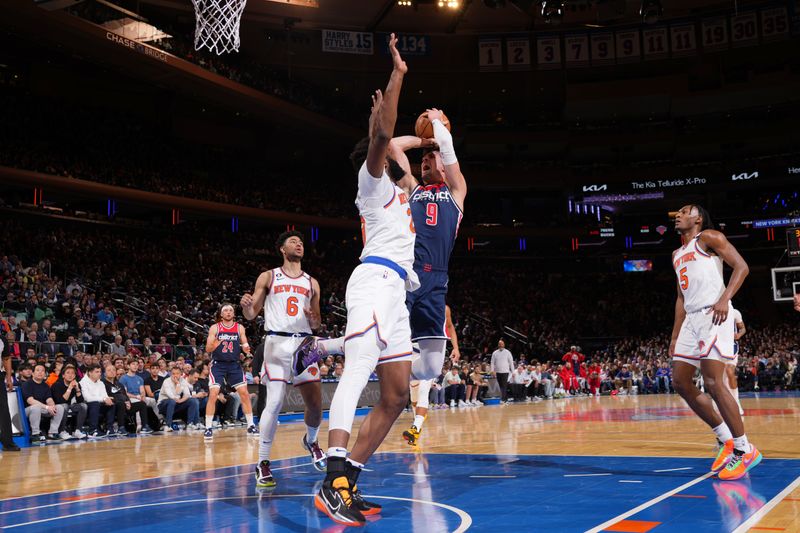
[396,0,461,9]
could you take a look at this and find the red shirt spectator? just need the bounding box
[562,347,585,372]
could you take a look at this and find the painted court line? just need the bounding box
[395,472,428,477]
[618,480,643,484]
[731,474,800,533]
[469,475,516,479]
[584,471,715,533]
[564,473,612,478]
[0,461,312,516]
[3,494,474,532]
[653,467,692,473]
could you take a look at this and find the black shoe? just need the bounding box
[314,476,366,527]
[2,442,21,451]
[46,433,61,441]
[351,486,382,516]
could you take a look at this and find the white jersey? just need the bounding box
[673,232,725,313]
[264,267,313,334]
[356,162,419,291]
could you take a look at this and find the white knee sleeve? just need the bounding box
[416,379,432,409]
[329,336,379,433]
[258,380,286,461]
[411,339,447,381]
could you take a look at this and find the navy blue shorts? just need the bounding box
[209,360,246,389]
[406,270,448,341]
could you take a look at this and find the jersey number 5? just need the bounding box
[679,267,689,290]
[425,202,438,226]
[286,296,299,316]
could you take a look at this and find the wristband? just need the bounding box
[242,343,250,348]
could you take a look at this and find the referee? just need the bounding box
[0,337,21,451]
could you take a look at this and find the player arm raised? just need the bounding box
[304,277,322,331]
[238,324,251,355]
[445,305,460,362]
[699,230,750,325]
[365,33,407,179]
[387,136,436,194]
[205,323,221,355]
[426,108,467,210]
[241,270,272,321]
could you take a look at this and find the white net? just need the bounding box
[191,0,248,54]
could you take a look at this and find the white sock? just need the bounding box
[328,447,348,459]
[413,415,425,430]
[205,416,213,429]
[306,424,320,444]
[245,413,254,426]
[318,337,345,356]
[712,422,733,443]
[733,435,750,454]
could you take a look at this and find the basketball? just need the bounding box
[415,111,450,139]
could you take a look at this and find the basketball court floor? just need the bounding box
[1,393,798,532]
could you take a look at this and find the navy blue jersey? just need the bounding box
[409,183,462,271]
[212,322,241,363]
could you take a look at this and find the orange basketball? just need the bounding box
[415,111,450,139]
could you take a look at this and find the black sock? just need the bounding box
[345,461,362,487]
[326,456,347,482]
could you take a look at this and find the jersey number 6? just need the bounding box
[286,296,299,316]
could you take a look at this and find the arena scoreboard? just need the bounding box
[788,228,800,264]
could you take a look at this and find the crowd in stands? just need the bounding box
[2,210,798,443]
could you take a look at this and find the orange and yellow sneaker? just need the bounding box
[711,439,734,473]
[718,445,763,481]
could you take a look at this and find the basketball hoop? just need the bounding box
[191,0,247,54]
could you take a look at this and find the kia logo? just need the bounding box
[731,171,758,181]
[582,184,608,192]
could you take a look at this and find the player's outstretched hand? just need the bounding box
[240,293,253,309]
[389,33,407,74]
[794,293,800,312]
[450,347,461,362]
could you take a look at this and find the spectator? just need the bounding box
[615,364,633,395]
[21,363,65,442]
[157,366,200,430]
[187,368,209,416]
[109,336,126,357]
[491,339,514,404]
[45,357,65,386]
[118,359,153,434]
[510,364,530,403]
[444,363,466,408]
[80,363,115,437]
[144,363,165,412]
[51,364,87,439]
